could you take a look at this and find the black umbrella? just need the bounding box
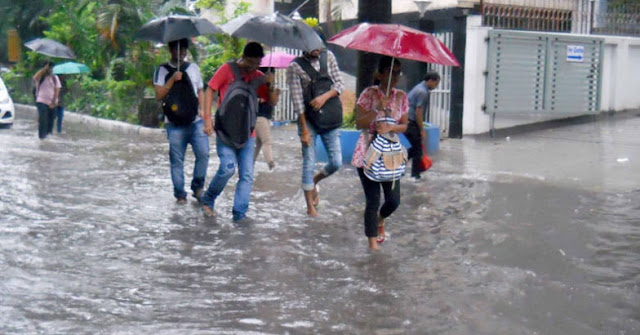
[135,15,223,43]
[221,12,324,51]
[24,38,76,59]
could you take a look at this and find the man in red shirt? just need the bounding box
[201,42,273,222]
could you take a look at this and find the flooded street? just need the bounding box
[1,110,639,334]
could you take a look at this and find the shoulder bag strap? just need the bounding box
[294,57,319,80]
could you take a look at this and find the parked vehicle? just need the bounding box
[0,76,15,128]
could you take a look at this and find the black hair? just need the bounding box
[377,56,401,73]
[423,71,440,82]
[243,42,265,58]
[168,38,189,50]
[43,60,53,67]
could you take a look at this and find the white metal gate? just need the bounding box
[427,32,453,137]
[272,47,302,122]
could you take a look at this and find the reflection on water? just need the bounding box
[0,117,638,334]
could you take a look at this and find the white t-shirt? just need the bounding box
[153,62,204,124]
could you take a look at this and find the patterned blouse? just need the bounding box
[351,85,409,168]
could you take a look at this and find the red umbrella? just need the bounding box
[327,23,459,66]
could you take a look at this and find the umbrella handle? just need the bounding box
[385,57,395,99]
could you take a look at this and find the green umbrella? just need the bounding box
[53,61,90,75]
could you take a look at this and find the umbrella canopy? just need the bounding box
[135,15,223,43]
[260,51,297,68]
[327,23,459,66]
[222,13,324,51]
[53,61,90,75]
[24,38,76,59]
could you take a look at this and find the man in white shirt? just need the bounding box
[153,38,210,204]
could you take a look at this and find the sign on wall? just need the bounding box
[567,45,585,62]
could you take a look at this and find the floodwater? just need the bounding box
[0,113,638,334]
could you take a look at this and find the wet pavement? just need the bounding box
[1,106,639,334]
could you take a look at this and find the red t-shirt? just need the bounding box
[256,84,270,103]
[208,62,264,106]
[208,62,264,138]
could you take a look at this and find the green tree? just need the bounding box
[196,1,250,81]
[0,0,54,63]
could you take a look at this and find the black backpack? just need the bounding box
[161,62,199,126]
[214,61,263,149]
[294,50,343,133]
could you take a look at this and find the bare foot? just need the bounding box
[307,206,317,217]
[311,185,319,207]
[202,205,216,217]
[304,190,318,217]
[368,237,380,250]
[376,216,386,243]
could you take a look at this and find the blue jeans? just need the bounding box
[299,120,342,191]
[166,120,210,200]
[202,137,255,221]
[53,106,64,133]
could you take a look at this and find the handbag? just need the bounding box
[362,116,408,182]
[418,143,433,172]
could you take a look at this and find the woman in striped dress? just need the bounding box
[351,56,409,250]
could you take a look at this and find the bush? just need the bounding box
[67,76,143,123]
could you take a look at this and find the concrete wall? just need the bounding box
[463,15,640,135]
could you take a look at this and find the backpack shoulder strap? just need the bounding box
[319,49,329,76]
[294,57,319,79]
[227,61,243,82]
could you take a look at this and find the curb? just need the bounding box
[16,103,166,137]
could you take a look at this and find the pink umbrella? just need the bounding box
[260,51,297,69]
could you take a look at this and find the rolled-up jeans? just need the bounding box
[298,119,342,191]
[166,119,210,200]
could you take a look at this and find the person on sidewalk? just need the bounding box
[405,71,440,180]
[201,42,272,222]
[352,56,409,250]
[287,46,345,217]
[153,38,210,205]
[254,67,280,171]
[33,60,61,139]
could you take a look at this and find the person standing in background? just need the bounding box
[405,71,440,180]
[254,67,280,171]
[33,60,60,139]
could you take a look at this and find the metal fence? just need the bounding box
[427,32,454,138]
[271,47,302,122]
[481,0,640,37]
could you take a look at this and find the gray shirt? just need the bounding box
[407,81,431,122]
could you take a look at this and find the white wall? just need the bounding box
[463,15,640,135]
[600,37,640,111]
[318,0,463,22]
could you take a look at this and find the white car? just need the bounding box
[0,76,15,128]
